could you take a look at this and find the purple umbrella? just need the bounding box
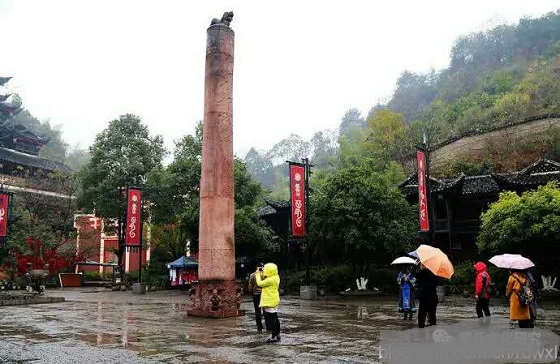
[489,254,535,270]
[407,250,419,258]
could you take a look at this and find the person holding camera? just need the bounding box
[256,262,281,343]
[248,263,265,332]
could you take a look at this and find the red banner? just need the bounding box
[125,188,142,245]
[289,164,306,237]
[0,193,8,238]
[417,151,430,231]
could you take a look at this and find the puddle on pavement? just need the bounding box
[1,289,560,363]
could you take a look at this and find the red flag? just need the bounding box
[0,193,8,238]
[125,188,142,246]
[417,150,430,232]
[289,164,306,237]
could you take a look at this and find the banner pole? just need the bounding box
[139,198,143,284]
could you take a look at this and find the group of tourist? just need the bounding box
[397,260,541,328]
[244,258,540,344]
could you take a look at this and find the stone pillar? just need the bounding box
[188,12,244,318]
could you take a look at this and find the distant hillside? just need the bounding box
[245,10,560,189]
[384,10,560,148]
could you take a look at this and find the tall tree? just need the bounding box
[363,110,407,162]
[309,130,338,169]
[338,108,366,139]
[79,114,166,218]
[244,148,275,188]
[310,161,415,280]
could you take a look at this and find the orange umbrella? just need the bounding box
[414,244,454,279]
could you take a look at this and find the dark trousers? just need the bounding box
[252,295,263,331]
[418,300,437,328]
[476,297,491,318]
[519,319,534,328]
[264,311,280,337]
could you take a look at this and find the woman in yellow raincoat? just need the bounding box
[256,262,281,343]
[505,270,533,328]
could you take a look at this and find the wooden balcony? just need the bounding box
[0,173,27,189]
[0,173,74,199]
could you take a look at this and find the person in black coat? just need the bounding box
[416,263,439,328]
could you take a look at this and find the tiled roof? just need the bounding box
[0,147,72,173]
[400,159,560,196]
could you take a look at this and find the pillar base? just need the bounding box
[187,279,245,318]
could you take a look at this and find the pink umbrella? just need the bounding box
[489,254,535,270]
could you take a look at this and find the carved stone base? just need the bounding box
[187,279,245,318]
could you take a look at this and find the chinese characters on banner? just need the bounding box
[289,164,306,237]
[417,150,430,231]
[125,188,142,246]
[0,193,8,238]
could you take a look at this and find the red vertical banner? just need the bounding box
[125,188,142,246]
[289,164,306,237]
[0,193,8,238]
[417,150,430,232]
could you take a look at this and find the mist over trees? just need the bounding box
[247,10,560,190]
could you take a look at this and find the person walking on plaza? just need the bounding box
[248,262,265,332]
[474,261,492,321]
[416,262,439,328]
[256,262,281,343]
[506,270,534,328]
[397,266,416,321]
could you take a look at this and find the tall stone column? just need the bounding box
[187,12,244,318]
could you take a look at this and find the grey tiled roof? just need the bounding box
[0,147,72,173]
[461,175,500,195]
[400,159,560,197]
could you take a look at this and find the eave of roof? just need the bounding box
[0,147,73,173]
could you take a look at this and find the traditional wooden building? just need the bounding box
[258,159,560,263]
[258,200,291,243]
[0,77,72,198]
[399,158,560,261]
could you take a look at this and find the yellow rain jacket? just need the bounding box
[256,263,280,308]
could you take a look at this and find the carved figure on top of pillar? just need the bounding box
[210,11,234,27]
[187,12,244,318]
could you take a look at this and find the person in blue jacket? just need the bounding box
[397,266,416,320]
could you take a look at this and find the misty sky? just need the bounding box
[0,1,559,157]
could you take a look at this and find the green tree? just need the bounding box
[244,148,275,188]
[65,146,91,172]
[477,183,560,274]
[363,110,407,161]
[339,108,366,139]
[309,162,416,281]
[79,114,166,218]
[146,122,273,262]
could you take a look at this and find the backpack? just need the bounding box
[481,274,496,297]
[511,273,535,305]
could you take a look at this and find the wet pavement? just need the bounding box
[1,288,560,363]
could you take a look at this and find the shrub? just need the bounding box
[449,261,473,286]
[281,265,398,294]
[368,267,398,292]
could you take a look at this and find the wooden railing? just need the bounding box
[0,173,28,189]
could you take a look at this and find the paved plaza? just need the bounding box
[1,288,560,363]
